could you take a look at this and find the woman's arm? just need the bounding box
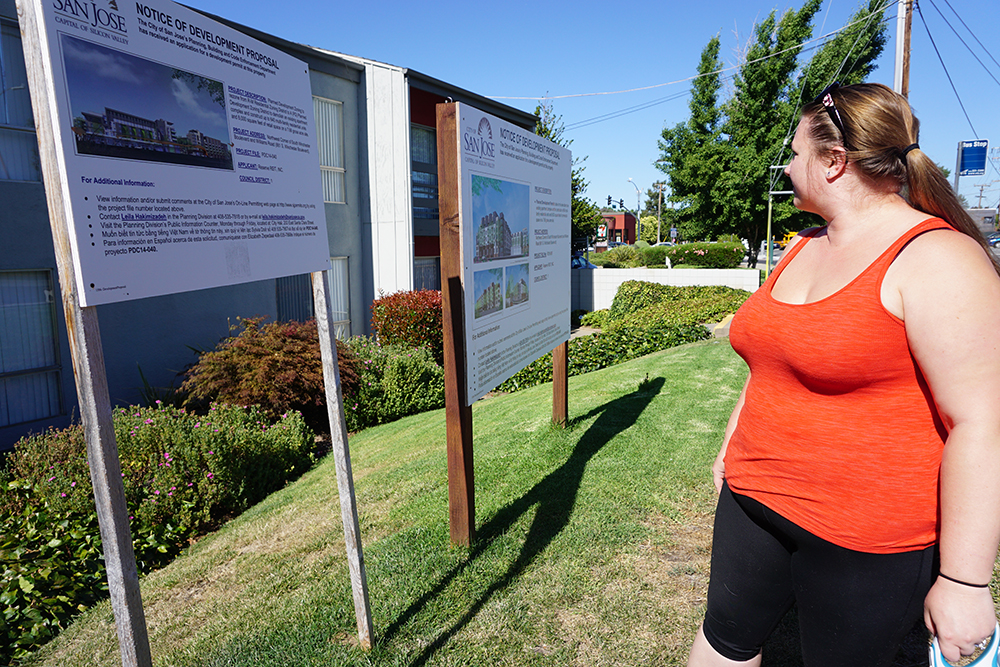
[890,230,1000,662]
[713,374,751,493]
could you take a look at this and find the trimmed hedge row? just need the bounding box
[589,242,745,269]
[583,282,750,332]
[663,241,744,268]
[495,324,709,393]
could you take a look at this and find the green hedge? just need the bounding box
[496,324,709,393]
[663,241,744,268]
[0,404,315,664]
[606,282,750,328]
[589,242,745,269]
[344,338,445,432]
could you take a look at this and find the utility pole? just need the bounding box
[893,0,914,97]
[655,182,666,244]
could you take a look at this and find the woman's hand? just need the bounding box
[712,447,726,494]
[924,576,997,663]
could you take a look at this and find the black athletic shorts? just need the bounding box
[703,482,935,667]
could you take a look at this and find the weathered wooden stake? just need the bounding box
[436,102,476,546]
[312,271,374,648]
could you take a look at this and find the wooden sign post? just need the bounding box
[437,103,476,546]
[436,102,572,545]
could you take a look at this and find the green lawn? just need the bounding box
[20,340,935,666]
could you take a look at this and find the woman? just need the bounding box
[688,83,1000,666]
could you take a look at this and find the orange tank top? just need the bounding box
[726,218,951,553]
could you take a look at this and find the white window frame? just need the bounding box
[313,96,345,204]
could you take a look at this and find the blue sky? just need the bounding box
[191,0,1000,214]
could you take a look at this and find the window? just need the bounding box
[276,273,312,323]
[0,18,40,181]
[275,258,350,339]
[411,124,438,221]
[313,97,345,203]
[0,271,62,427]
[413,257,440,291]
[326,257,350,339]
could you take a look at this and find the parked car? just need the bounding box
[654,241,676,247]
[606,241,629,248]
[571,254,599,269]
[987,232,1000,247]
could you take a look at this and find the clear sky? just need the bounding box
[190,0,1000,217]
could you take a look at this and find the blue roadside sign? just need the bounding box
[960,139,989,176]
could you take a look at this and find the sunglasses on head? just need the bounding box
[816,82,853,151]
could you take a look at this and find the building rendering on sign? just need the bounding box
[75,106,233,167]
[0,0,536,449]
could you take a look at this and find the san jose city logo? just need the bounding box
[53,0,127,34]
[463,116,495,161]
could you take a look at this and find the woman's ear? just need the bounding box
[827,147,848,177]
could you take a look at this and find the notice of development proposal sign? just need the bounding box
[30,0,328,305]
[455,105,571,404]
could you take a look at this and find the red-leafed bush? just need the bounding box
[370,289,443,364]
[180,317,359,433]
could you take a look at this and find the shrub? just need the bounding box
[1,486,106,666]
[616,287,751,329]
[496,324,709,393]
[344,338,445,432]
[590,245,643,268]
[663,241,744,268]
[0,403,313,664]
[180,317,360,434]
[608,281,675,320]
[370,290,443,364]
[638,245,670,267]
[606,282,750,330]
[579,310,609,328]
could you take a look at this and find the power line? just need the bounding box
[565,86,723,132]
[917,2,1000,186]
[915,2,977,136]
[488,6,899,102]
[925,0,1000,89]
[939,0,1000,74]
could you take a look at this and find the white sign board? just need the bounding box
[31,0,328,305]
[456,104,571,404]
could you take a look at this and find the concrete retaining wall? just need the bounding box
[571,267,761,312]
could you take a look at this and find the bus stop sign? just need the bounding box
[960,139,989,176]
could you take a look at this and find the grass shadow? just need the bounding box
[378,377,666,665]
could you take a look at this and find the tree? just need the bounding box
[639,216,660,244]
[777,0,890,235]
[720,0,823,267]
[655,0,888,267]
[656,37,731,244]
[534,101,604,244]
